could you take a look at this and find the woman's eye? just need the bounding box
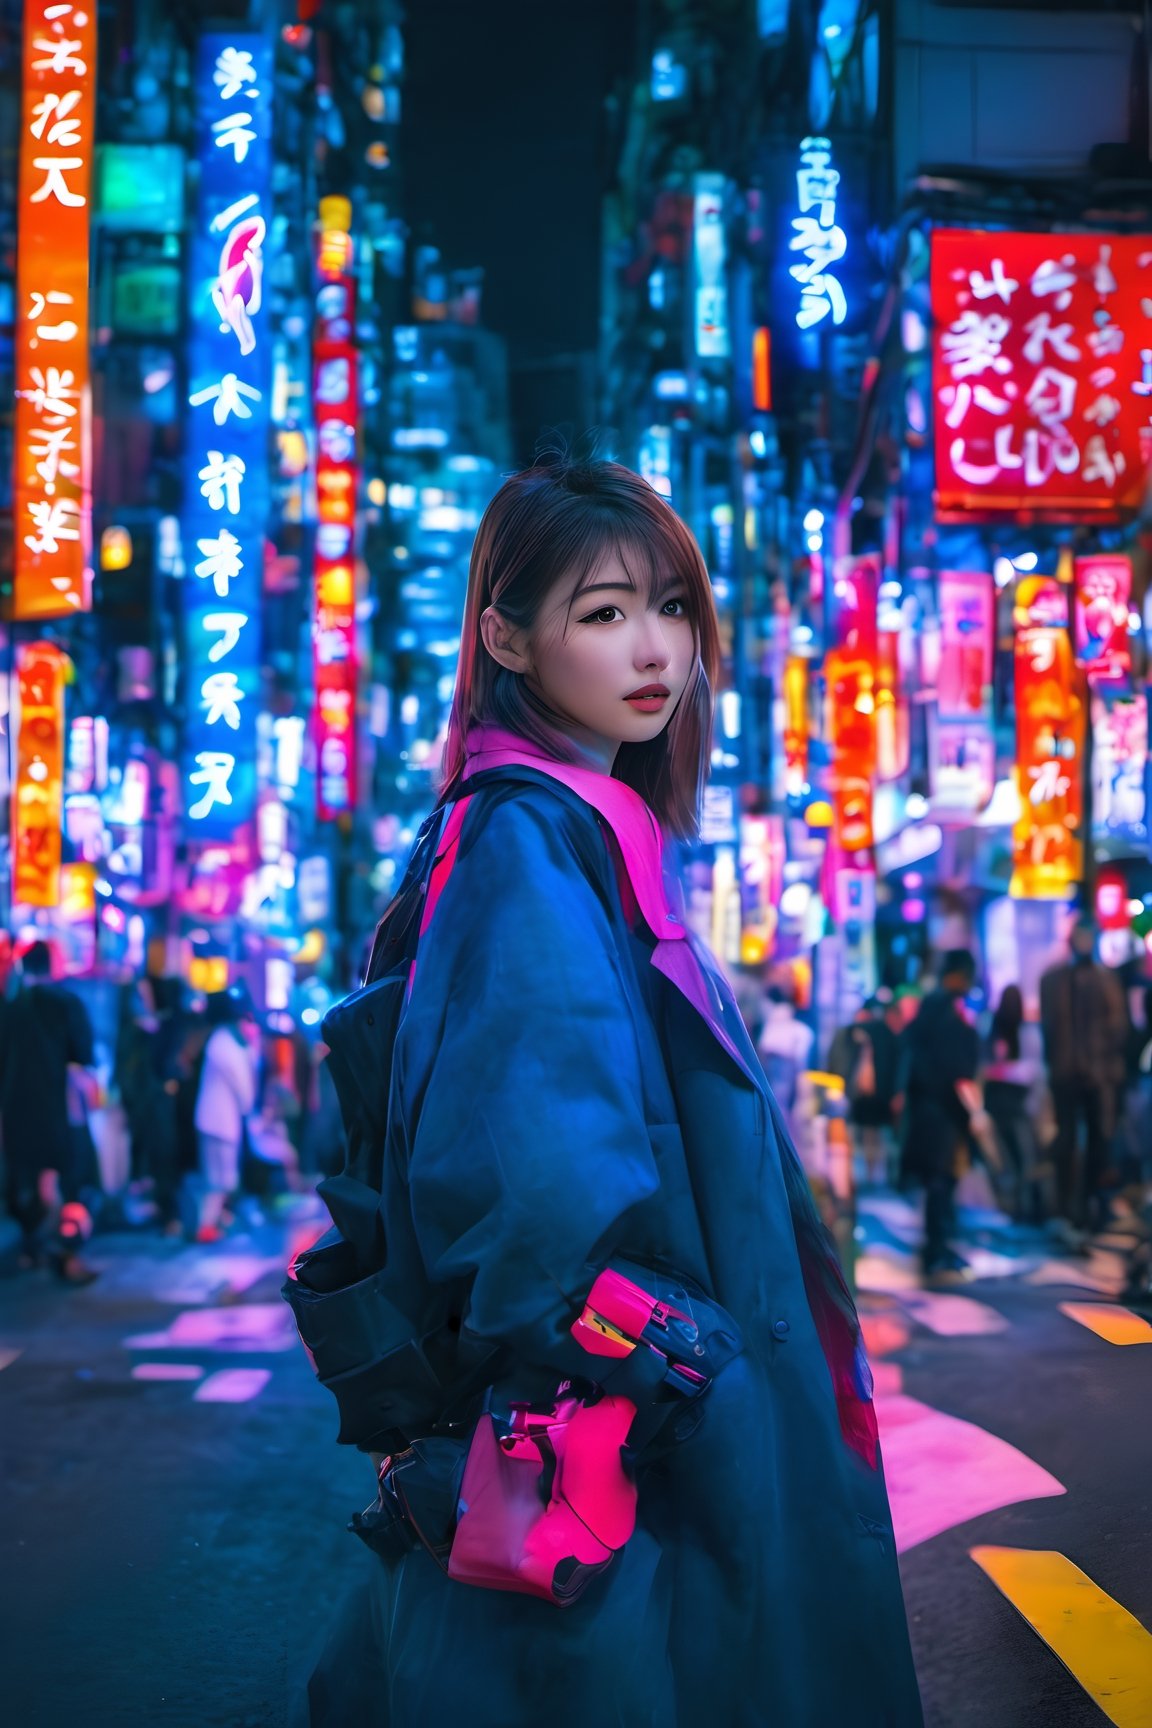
[583,605,623,624]
[662,597,687,617]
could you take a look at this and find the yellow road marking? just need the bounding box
[971,1547,1152,1728]
[1059,1303,1152,1346]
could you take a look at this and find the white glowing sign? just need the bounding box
[789,135,847,331]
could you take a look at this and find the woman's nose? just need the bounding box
[637,616,672,669]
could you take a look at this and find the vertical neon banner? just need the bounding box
[13,0,96,619]
[1011,577,1084,900]
[935,571,995,813]
[826,554,879,854]
[1074,554,1131,688]
[12,641,68,908]
[312,196,359,821]
[182,34,272,840]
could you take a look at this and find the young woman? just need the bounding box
[301,456,922,1726]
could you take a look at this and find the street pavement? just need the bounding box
[1,1189,1150,1727]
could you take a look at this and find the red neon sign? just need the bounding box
[1073,553,1131,688]
[13,640,67,908]
[931,230,1152,520]
[826,554,878,854]
[313,197,359,821]
[1011,577,1084,900]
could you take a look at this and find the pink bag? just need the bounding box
[447,1393,638,1607]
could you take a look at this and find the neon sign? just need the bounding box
[181,35,272,840]
[13,1,96,619]
[693,174,730,359]
[1011,577,1084,900]
[1074,553,1131,687]
[13,641,67,908]
[934,571,995,814]
[932,230,1152,518]
[790,136,846,331]
[826,554,878,853]
[312,195,359,820]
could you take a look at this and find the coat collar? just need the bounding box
[461,726,764,1094]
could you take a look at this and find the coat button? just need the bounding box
[773,1319,790,1339]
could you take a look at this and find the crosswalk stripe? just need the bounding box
[971,1546,1152,1727]
[1058,1303,1152,1346]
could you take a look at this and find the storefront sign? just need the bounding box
[1074,553,1131,687]
[933,570,995,814]
[876,821,943,875]
[313,195,359,820]
[1011,577,1084,899]
[181,33,272,840]
[1092,691,1147,844]
[826,555,878,853]
[12,640,67,908]
[937,571,994,717]
[693,174,729,359]
[875,627,907,782]
[932,231,1152,518]
[13,0,96,619]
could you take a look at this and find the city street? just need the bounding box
[2,1193,1149,1728]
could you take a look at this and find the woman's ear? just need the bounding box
[480,605,532,675]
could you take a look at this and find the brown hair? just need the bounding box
[438,456,720,838]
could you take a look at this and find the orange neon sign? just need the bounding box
[13,641,68,908]
[1011,577,1084,900]
[783,653,809,794]
[12,1,96,619]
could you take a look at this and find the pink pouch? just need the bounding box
[447,1395,637,1606]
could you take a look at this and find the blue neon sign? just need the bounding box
[181,35,272,840]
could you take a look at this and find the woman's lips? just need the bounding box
[624,692,669,711]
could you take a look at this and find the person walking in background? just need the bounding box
[0,940,101,1283]
[115,976,162,1200]
[192,984,259,1243]
[828,1001,899,1184]
[900,949,987,1282]
[983,984,1039,1221]
[1039,918,1128,1232]
[756,980,814,1134]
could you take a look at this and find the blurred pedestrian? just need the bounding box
[900,949,988,1281]
[983,984,1040,1220]
[192,984,259,1242]
[0,940,101,1283]
[756,981,814,1132]
[1117,984,1152,1188]
[729,962,767,1048]
[115,977,161,1189]
[827,1003,898,1184]
[1039,918,1128,1231]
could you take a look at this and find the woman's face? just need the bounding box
[483,549,697,770]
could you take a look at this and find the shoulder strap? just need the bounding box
[405,794,473,1004]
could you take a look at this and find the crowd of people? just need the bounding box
[0,945,342,1285]
[741,918,1152,1287]
[4,912,1152,1298]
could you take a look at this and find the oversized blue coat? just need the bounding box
[304,746,923,1728]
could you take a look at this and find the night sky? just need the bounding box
[404,0,639,460]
